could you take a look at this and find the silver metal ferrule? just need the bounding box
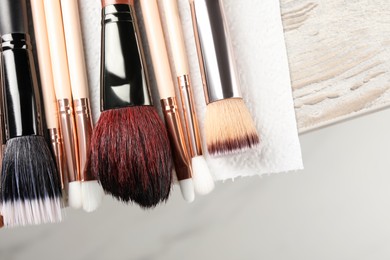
[190,0,241,104]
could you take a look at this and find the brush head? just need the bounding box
[205,98,260,156]
[68,181,82,209]
[0,136,62,227]
[87,106,173,208]
[191,156,215,195]
[81,180,104,213]
[178,179,195,203]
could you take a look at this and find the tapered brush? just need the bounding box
[43,0,82,209]
[86,0,172,208]
[189,0,259,155]
[139,0,195,202]
[60,0,104,213]
[0,0,62,227]
[160,0,214,195]
[31,0,69,207]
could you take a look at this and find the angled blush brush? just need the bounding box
[60,0,104,212]
[189,0,260,155]
[43,0,82,209]
[31,0,69,207]
[86,0,172,208]
[0,0,62,227]
[160,0,214,195]
[139,0,195,202]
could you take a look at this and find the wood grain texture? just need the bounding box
[281,0,390,133]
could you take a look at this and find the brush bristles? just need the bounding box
[82,181,104,213]
[87,106,173,208]
[0,136,63,227]
[191,156,215,195]
[205,98,260,156]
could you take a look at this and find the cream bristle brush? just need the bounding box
[189,0,260,155]
[139,0,195,202]
[60,0,104,212]
[44,0,82,209]
[31,0,69,207]
[160,0,214,195]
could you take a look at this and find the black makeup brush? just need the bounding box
[86,1,172,208]
[0,0,62,227]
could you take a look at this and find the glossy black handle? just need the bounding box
[100,4,151,111]
[0,33,42,139]
[0,0,28,36]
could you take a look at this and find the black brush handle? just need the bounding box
[101,4,151,111]
[0,14,42,139]
[0,0,28,35]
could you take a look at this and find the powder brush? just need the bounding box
[0,0,62,227]
[43,0,82,209]
[189,0,259,155]
[31,0,69,207]
[87,0,172,208]
[160,0,214,195]
[60,0,104,212]
[138,0,195,202]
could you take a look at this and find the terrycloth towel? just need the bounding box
[79,0,303,181]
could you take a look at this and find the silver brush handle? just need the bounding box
[190,0,241,104]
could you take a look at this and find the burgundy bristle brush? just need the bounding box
[87,0,172,208]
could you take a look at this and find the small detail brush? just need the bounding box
[139,0,195,202]
[0,0,62,226]
[189,0,260,155]
[0,44,4,228]
[31,0,69,207]
[87,0,172,208]
[160,0,214,195]
[44,0,82,209]
[60,0,104,213]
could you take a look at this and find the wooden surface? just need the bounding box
[281,0,390,133]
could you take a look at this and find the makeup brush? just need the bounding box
[160,0,214,195]
[31,0,69,207]
[60,0,104,213]
[87,0,172,208]
[43,0,82,209]
[0,0,62,226]
[189,0,259,156]
[139,0,195,202]
[0,49,4,228]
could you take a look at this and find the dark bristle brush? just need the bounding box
[0,0,62,227]
[86,0,173,208]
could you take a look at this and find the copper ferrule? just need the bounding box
[48,128,67,190]
[190,0,241,104]
[74,98,95,182]
[161,97,192,181]
[58,98,80,183]
[177,75,202,157]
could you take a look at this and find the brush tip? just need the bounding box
[179,179,195,203]
[205,98,260,156]
[191,156,215,195]
[81,181,104,213]
[68,182,83,209]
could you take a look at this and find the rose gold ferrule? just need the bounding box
[161,97,192,181]
[58,98,80,183]
[177,75,203,157]
[74,98,95,182]
[49,128,67,190]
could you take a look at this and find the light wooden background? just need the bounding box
[281,0,390,133]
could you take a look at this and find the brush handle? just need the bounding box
[189,0,241,104]
[31,0,59,129]
[61,0,90,100]
[139,0,176,99]
[43,0,72,100]
[101,3,151,110]
[0,0,28,35]
[160,0,189,76]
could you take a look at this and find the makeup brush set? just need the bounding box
[0,0,260,228]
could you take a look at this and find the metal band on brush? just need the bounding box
[190,0,242,104]
[49,128,67,190]
[1,33,43,139]
[101,4,151,111]
[161,97,192,181]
